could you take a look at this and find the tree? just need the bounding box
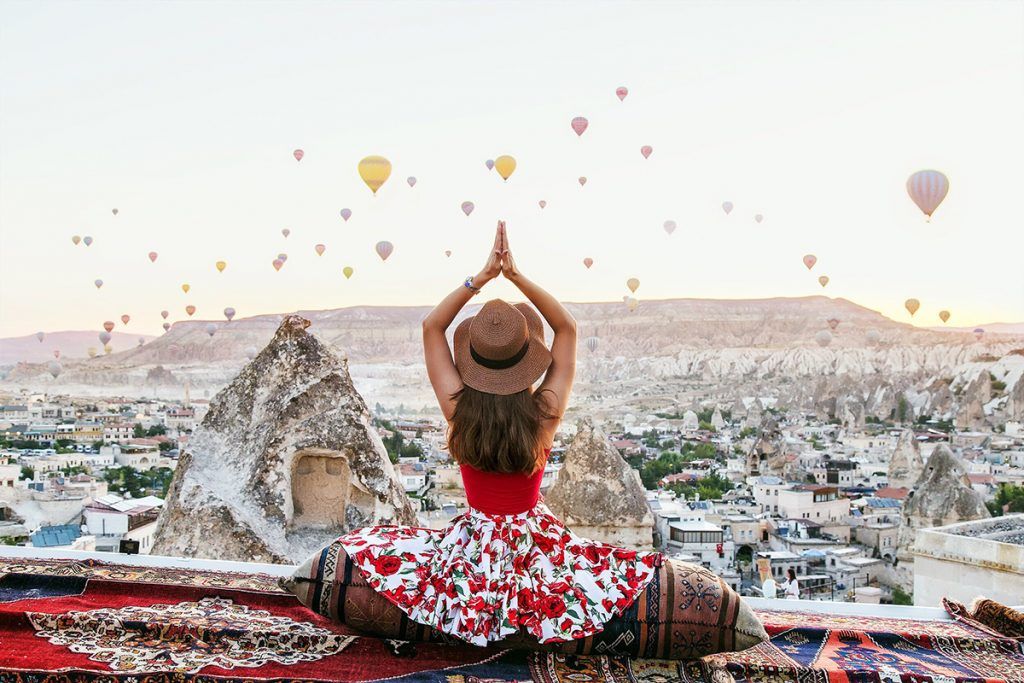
[133,423,146,438]
[891,587,913,606]
[987,484,1024,516]
[896,397,909,424]
[146,424,167,437]
[19,466,34,481]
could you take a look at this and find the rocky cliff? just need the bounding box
[545,418,654,550]
[151,315,416,564]
[887,429,924,489]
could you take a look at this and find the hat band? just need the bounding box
[470,340,530,370]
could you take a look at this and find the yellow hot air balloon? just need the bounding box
[343,266,354,279]
[904,298,920,316]
[939,310,951,323]
[358,155,392,195]
[494,155,517,181]
[216,260,226,273]
[181,283,191,294]
[626,278,640,293]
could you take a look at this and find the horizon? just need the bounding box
[2,1,1023,338]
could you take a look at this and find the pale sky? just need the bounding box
[1,0,1022,338]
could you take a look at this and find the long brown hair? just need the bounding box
[448,386,553,474]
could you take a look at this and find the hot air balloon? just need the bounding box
[282,228,290,238]
[494,155,516,181]
[47,361,62,379]
[160,310,169,319]
[245,346,258,359]
[973,327,985,341]
[461,201,475,216]
[904,298,920,316]
[827,318,840,331]
[315,244,326,256]
[53,350,60,359]
[626,278,640,293]
[148,251,158,263]
[485,159,494,171]
[906,170,949,219]
[754,214,764,223]
[640,146,652,159]
[103,321,114,333]
[87,347,97,358]
[444,250,452,257]
[616,86,628,101]
[205,323,217,337]
[293,149,304,161]
[181,284,190,294]
[104,344,112,354]
[358,155,392,195]
[162,323,170,332]
[340,208,352,222]
[938,310,950,323]
[120,315,130,326]
[818,275,829,288]
[35,332,44,342]
[721,201,733,215]
[803,254,817,270]
[627,297,639,312]
[137,337,145,347]
[585,337,598,352]
[571,117,589,136]
[407,176,417,187]
[224,307,236,321]
[83,236,93,246]
[663,220,676,235]
[111,208,118,216]
[185,305,196,316]
[272,259,284,271]
[99,331,111,345]
[72,235,81,245]
[583,258,593,269]
[94,279,103,289]
[538,200,546,209]
[376,241,394,261]
[866,329,881,345]
[815,330,833,347]
[216,260,227,273]
[343,266,354,279]
[278,253,288,262]
[578,176,587,187]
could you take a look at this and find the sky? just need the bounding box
[1,0,1022,338]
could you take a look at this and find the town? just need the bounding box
[4,387,1021,607]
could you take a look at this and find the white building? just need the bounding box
[777,485,849,523]
[666,520,733,571]
[84,494,164,555]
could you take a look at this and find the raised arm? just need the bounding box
[422,225,504,420]
[499,223,577,426]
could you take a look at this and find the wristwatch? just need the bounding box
[464,276,481,294]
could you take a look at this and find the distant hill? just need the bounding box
[0,331,157,365]
[926,322,1024,335]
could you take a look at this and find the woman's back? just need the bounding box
[460,449,549,515]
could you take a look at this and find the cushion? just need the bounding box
[281,538,767,660]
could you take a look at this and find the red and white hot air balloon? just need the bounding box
[315,243,326,256]
[53,350,60,358]
[461,201,475,216]
[162,322,171,332]
[571,116,589,136]
[538,200,546,209]
[340,208,352,222]
[444,250,452,258]
[185,305,196,316]
[120,315,130,326]
[148,251,158,263]
[640,145,652,159]
[803,254,817,270]
[616,86,628,101]
[272,259,283,271]
[827,318,840,331]
[376,240,394,261]
[578,176,587,187]
[663,220,676,235]
[583,257,593,269]
[906,170,949,219]
[160,310,169,319]
[293,149,304,161]
[281,228,290,238]
[103,321,115,333]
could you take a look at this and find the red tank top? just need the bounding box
[460,450,549,515]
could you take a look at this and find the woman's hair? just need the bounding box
[787,568,797,581]
[447,385,554,475]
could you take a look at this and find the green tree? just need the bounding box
[146,424,167,437]
[133,423,146,438]
[986,484,1024,516]
[19,466,34,481]
[896,397,909,423]
[891,587,913,606]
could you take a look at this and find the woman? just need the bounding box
[782,568,800,600]
[340,222,660,647]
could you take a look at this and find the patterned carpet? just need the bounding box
[0,557,1022,682]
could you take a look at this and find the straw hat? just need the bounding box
[453,299,552,395]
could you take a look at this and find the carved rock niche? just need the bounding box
[290,448,352,530]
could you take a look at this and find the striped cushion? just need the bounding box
[282,539,767,660]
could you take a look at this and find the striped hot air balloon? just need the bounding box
[906,170,949,219]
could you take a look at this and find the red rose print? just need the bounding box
[548,580,571,594]
[613,548,637,561]
[582,545,601,564]
[375,555,402,576]
[541,595,567,618]
[561,617,573,632]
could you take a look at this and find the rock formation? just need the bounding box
[887,429,924,489]
[152,315,416,564]
[710,407,725,431]
[745,416,786,476]
[897,444,990,558]
[545,418,654,550]
[956,371,991,431]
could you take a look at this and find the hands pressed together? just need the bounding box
[478,221,521,286]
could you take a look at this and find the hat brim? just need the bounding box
[454,303,552,396]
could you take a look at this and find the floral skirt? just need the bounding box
[339,501,661,646]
